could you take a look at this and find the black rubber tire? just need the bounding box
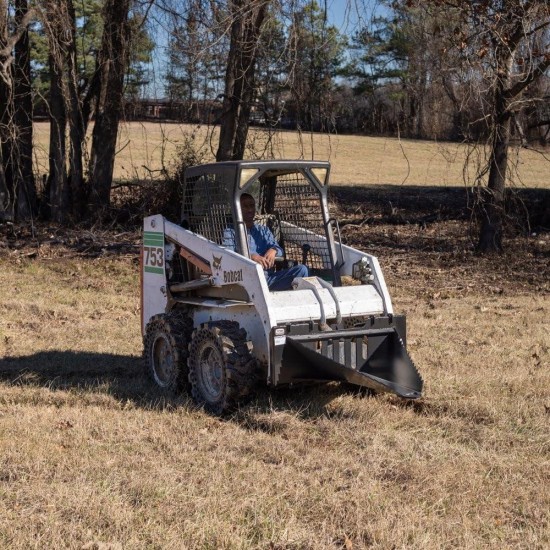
[143,312,193,394]
[188,321,257,415]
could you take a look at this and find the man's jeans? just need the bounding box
[265,264,309,291]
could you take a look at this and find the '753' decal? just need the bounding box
[143,246,164,272]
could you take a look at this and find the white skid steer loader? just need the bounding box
[141,160,423,414]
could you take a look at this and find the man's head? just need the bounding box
[240,193,256,228]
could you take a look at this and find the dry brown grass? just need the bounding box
[1,199,548,548]
[32,121,550,188]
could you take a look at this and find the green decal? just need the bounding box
[144,266,164,275]
[143,231,164,247]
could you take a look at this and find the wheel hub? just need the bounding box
[197,341,224,402]
[152,334,175,387]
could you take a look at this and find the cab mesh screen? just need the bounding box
[183,173,235,249]
[267,172,332,271]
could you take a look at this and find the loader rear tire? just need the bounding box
[188,321,257,415]
[143,312,193,394]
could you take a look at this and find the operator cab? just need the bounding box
[179,160,342,287]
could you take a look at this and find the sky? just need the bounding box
[327,0,359,31]
[326,0,386,33]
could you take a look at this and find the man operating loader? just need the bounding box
[223,193,308,291]
[142,160,423,414]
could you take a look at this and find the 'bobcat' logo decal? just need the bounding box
[212,254,223,270]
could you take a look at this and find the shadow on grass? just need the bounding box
[0,350,376,419]
[388,394,495,424]
[2,351,495,429]
[0,350,186,410]
[231,383,378,432]
[330,184,471,221]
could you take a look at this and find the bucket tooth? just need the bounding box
[359,330,423,398]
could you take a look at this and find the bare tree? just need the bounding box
[0,0,36,221]
[475,2,549,251]
[419,0,550,252]
[45,10,69,223]
[216,0,271,161]
[13,0,36,219]
[41,0,75,223]
[40,0,86,222]
[39,0,152,219]
[65,0,87,217]
[0,0,12,219]
[88,0,133,209]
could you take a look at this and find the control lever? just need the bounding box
[302,243,311,266]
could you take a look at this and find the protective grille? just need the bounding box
[265,172,332,272]
[183,173,235,249]
[304,335,368,370]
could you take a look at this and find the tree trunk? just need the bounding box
[47,51,69,223]
[0,1,14,220]
[233,72,255,159]
[88,0,131,210]
[0,1,34,222]
[477,113,510,252]
[65,0,86,218]
[477,54,513,253]
[216,1,243,162]
[216,0,269,162]
[13,0,36,220]
[233,2,268,160]
[81,59,101,135]
[442,75,467,140]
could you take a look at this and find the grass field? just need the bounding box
[32,121,550,188]
[1,178,549,548]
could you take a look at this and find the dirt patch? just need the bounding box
[0,223,141,260]
[329,185,549,297]
[4,185,548,296]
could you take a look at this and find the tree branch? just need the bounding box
[505,55,550,100]
[136,0,157,32]
[528,119,550,129]
[0,8,35,85]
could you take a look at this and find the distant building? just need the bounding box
[124,98,223,123]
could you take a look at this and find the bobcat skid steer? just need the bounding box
[141,160,423,414]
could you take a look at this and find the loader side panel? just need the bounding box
[163,219,277,368]
[338,243,394,315]
[142,215,168,335]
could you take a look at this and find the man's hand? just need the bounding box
[264,248,277,269]
[251,253,270,269]
[251,248,277,269]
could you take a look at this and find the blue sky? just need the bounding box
[327,0,358,30]
[326,0,385,33]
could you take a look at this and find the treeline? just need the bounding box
[0,1,548,252]
[163,0,549,144]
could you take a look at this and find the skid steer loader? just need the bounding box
[141,160,423,414]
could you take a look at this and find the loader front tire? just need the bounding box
[143,312,192,394]
[188,321,257,415]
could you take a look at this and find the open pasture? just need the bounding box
[32,121,550,189]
